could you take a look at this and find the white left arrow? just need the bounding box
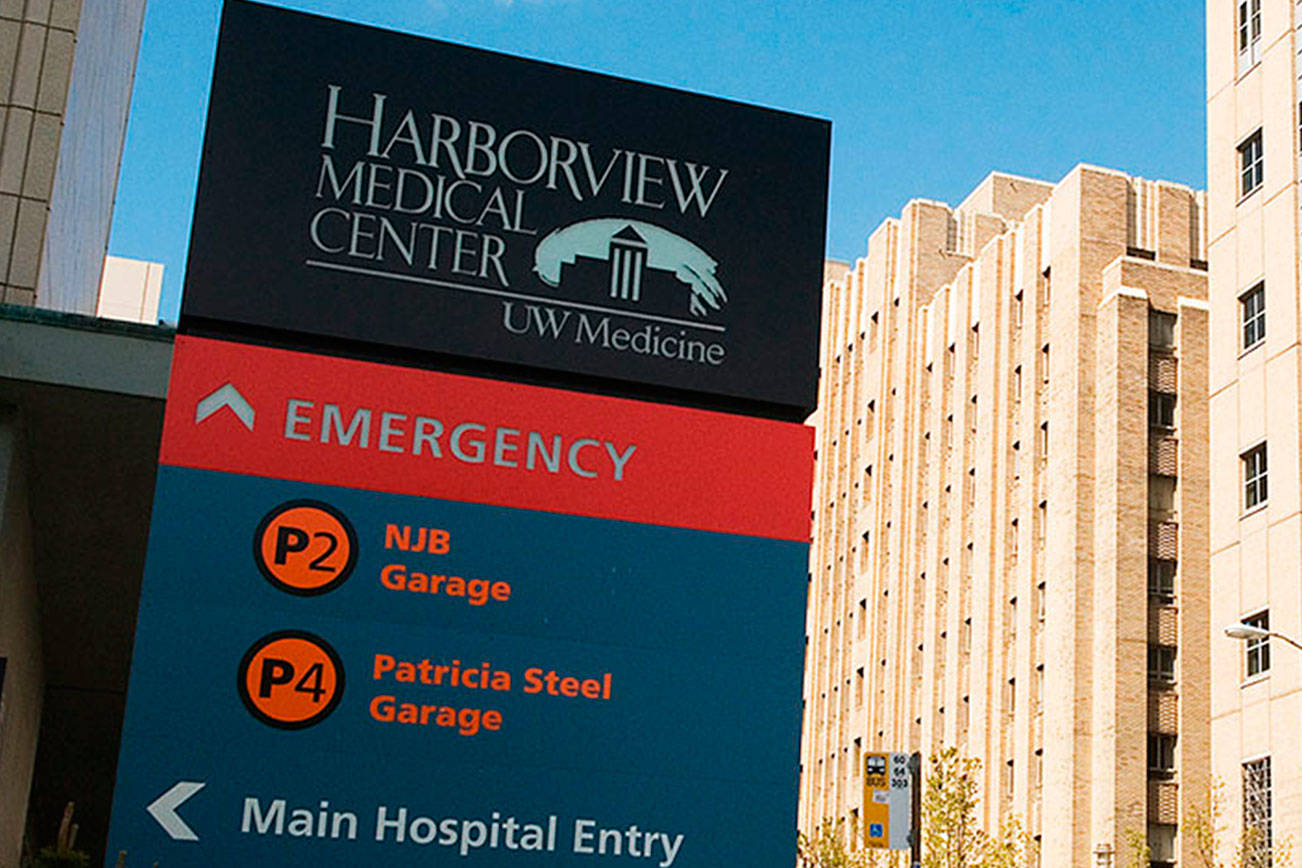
[146,780,205,841]
[194,383,255,431]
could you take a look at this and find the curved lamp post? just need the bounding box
[1224,622,1302,653]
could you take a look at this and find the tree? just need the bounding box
[1122,827,1151,868]
[1184,778,1292,868]
[983,815,1036,868]
[922,748,983,868]
[921,747,1033,868]
[797,817,891,868]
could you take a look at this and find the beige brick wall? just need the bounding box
[800,167,1208,867]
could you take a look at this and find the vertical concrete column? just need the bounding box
[0,407,43,868]
[1089,287,1151,854]
[1176,298,1210,868]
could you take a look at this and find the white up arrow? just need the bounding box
[146,780,205,841]
[194,383,255,431]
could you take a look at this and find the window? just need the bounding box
[1240,130,1264,198]
[1238,0,1262,72]
[1149,476,1176,513]
[1149,391,1176,429]
[1246,611,1270,677]
[1148,558,1176,604]
[1014,291,1024,327]
[1242,282,1265,349]
[1149,823,1177,866]
[1244,757,1272,866]
[1148,733,1176,776]
[1041,344,1050,384]
[1148,644,1177,683]
[1244,443,1268,510]
[1149,311,1176,348]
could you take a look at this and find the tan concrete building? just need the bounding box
[0,0,146,313]
[800,167,1210,867]
[1207,0,1302,864]
[96,254,161,324]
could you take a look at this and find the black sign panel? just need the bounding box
[181,1,830,419]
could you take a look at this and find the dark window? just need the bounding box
[1149,311,1176,347]
[1242,283,1265,349]
[1240,130,1264,197]
[1148,559,1176,604]
[1148,733,1176,776]
[1148,644,1176,683]
[1246,611,1270,677]
[1149,822,1177,865]
[1244,443,1268,509]
[1149,391,1176,429]
[1239,0,1262,67]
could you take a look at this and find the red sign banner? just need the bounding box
[161,336,814,541]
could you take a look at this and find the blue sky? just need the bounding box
[108,0,1206,323]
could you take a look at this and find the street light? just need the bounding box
[1224,622,1302,652]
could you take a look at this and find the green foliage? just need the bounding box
[801,749,1036,868]
[798,817,891,868]
[33,847,89,868]
[1184,778,1292,868]
[922,748,983,868]
[33,802,90,868]
[1122,828,1151,868]
[921,747,1033,868]
[983,816,1037,868]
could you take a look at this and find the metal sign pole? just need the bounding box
[910,752,922,868]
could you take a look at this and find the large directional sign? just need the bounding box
[105,336,813,866]
[180,0,830,419]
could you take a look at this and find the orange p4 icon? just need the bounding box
[237,631,345,729]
